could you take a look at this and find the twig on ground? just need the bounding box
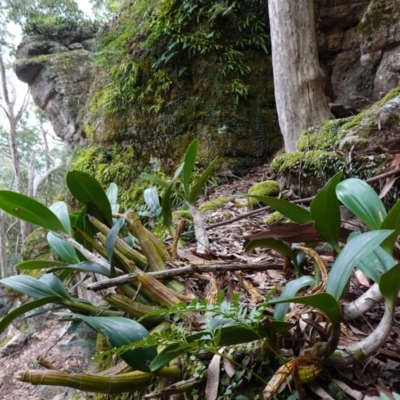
[87,263,283,291]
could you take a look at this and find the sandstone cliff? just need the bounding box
[12,0,400,182]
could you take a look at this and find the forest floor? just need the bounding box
[1,162,400,400]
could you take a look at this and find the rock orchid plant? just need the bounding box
[0,141,399,398]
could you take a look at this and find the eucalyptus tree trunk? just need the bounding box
[268,0,332,152]
[0,212,7,279]
[0,48,30,239]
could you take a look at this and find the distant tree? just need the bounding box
[89,0,123,21]
[2,0,85,26]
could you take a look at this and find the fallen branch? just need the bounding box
[87,263,283,291]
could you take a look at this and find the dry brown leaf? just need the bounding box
[205,352,222,400]
[379,176,398,199]
[354,269,371,287]
[222,355,236,378]
[243,221,353,244]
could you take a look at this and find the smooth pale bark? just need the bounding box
[0,48,30,239]
[269,0,332,152]
[0,212,7,279]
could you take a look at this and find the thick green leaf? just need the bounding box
[189,156,219,204]
[0,296,67,335]
[0,275,65,299]
[380,199,400,255]
[326,230,394,300]
[172,162,184,180]
[39,273,70,300]
[357,246,396,283]
[66,171,113,227]
[161,182,174,228]
[336,178,387,230]
[273,276,316,321]
[49,202,71,234]
[310,172,342,252]
[106,183,118,206]
[245,238,298,269]
[47,232,80,264]
[246,195,311,224]
[61,313,157,373]
[0,191,66,232]
[73,206,92,258]
[183,139,198,198]
[348,232,396,282]
[16,260,69,270]
[143,173,188,202]
[48,261,111,277]
[379,263,400,313]
[106,218,125,277]
[142,173,170,189]
[269,293,341,327]
[138,187,162,217]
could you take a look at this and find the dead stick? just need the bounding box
[37,356,60,371]
[87,263,283,291]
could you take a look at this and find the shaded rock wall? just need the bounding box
[12,0,400,165]
[317,0,400,111]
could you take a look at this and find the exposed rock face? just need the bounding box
[14,33,96,146]
[317,0,400,111]
[12,0,400,164]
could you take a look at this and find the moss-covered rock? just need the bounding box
[199,196,236,213]
[272,149,391,196]
[298,88,400,153]
[172,210,193,222]
[14,30,96,146]
[265,211,287,225]
[84,0,281,173]
[247,180,279,209]
[272,88,400,196]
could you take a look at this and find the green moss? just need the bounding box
[376,86,400,106]
[247,180,279,209]
[297,117,352,151]
[271,151,344,174]
[339,110,375,138]
[95,333,114,373]
[84,0,281,172]
[199,196,235,213]
[0,335,12,348]
[172,210,193,221]
[265,211,286,225]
